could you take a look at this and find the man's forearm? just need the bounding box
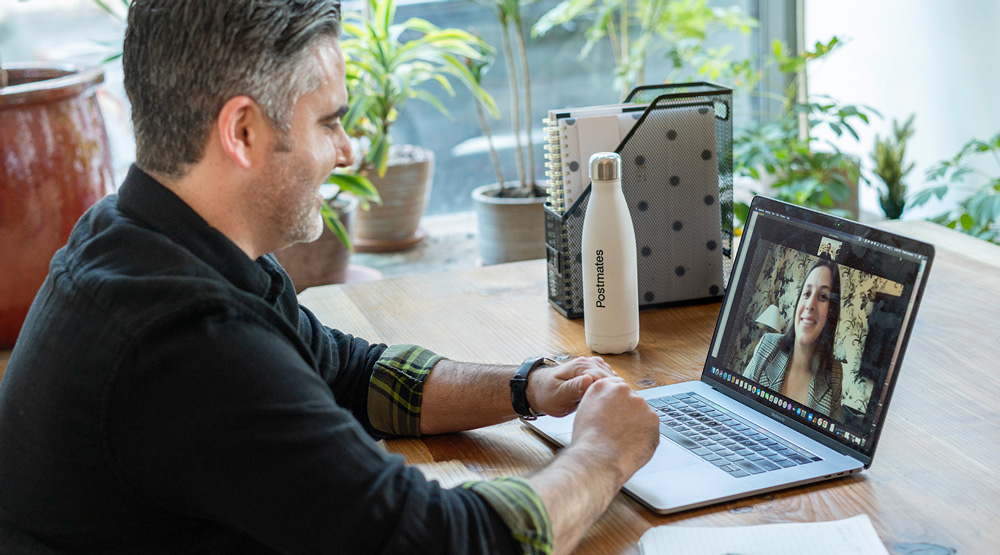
[419,360,517,435]
[525,443,625,555]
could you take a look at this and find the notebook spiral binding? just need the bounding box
[543,116,573,303]
[543,118,566,214]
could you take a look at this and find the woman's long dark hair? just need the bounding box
[778,258,841,380]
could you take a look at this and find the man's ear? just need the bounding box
[216,96,265,169]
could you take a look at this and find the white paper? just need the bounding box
[638,514,889,555]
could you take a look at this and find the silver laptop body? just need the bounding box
[527,196,934,514]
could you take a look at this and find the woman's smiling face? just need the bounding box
[794,265,833,346]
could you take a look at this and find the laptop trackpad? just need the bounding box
[552,432,699,476]
[633,438,700,476]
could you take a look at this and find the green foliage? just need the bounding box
[734,37,878,221]
[911,132,1000,244]
[321,172,383,251]
[870,115,916,219]
[532,0,757,95]
[342,0,498,177]
[90,0,129,21]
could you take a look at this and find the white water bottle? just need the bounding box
[582,152,639,354]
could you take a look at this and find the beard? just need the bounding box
[247,148,325,253]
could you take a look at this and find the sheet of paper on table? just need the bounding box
[638,514,889,555]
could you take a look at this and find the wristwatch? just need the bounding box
[510,356,553,420]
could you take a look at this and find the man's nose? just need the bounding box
[336,129,354,168]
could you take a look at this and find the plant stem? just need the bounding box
[0,50,7,89]
[473,94,506,187]
[499,14,526,192]
[513,13,535,190]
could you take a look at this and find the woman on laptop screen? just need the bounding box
[743,258,843,418]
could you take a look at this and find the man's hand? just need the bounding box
[570,377,660,482]
[525,356,616,417]
[526,377,660,555]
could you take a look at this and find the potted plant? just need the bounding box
[340,0,496,252]
[0,2,117,348]
[910,131,1000,245]
[870,114,916,220]
[734,37,878,223]
[466,0,552,266]
[532,0,757,97]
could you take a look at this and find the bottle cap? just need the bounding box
[589,152,621,181]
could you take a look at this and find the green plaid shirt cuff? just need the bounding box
[464,477,553,555]
[367,344,443,437]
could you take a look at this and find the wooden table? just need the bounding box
[1,220,997,552]
[298,220,1000,554]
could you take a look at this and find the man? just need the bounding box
[0,1,660,554]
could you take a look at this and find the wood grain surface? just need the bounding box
[0,220,996,553]
[300,220,1000,554]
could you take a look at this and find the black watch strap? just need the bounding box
[510,356,552,420]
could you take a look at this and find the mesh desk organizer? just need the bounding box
[544,82,735,318]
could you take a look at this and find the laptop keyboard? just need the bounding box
[648,392,822,478]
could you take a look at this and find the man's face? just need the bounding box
[249,39,353,251]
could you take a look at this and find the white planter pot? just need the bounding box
[472,183,547,266]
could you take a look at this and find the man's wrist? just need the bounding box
[510,357,552,419]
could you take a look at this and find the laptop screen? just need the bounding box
[702,197,933,461]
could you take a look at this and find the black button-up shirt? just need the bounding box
[0,166,522,554]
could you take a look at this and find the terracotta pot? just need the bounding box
[472,183,547,266]
[354,144,433,252]
[0,63,113,348]
[274,195,357,293]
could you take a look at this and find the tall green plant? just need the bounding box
[533,0,757,97]
[341,0,498,177]
[870,115,916,220]
[464,42,506,189]
[911,132,1000,244]
[469,0,541,196]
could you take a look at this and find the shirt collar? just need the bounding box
[116,165,280,298]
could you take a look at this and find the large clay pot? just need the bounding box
[472,183,547,265]
[353,144,433,253]
[0,63,113,348]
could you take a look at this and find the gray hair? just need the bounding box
[124,0,342,178]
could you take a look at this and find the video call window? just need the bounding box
[722,240,902,421]
[709,211,921,451]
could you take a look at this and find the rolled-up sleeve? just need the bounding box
[367,344,443,437]
[368,346,554,555]
[465,477,553,555]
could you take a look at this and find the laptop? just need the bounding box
[526,195,934,514]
